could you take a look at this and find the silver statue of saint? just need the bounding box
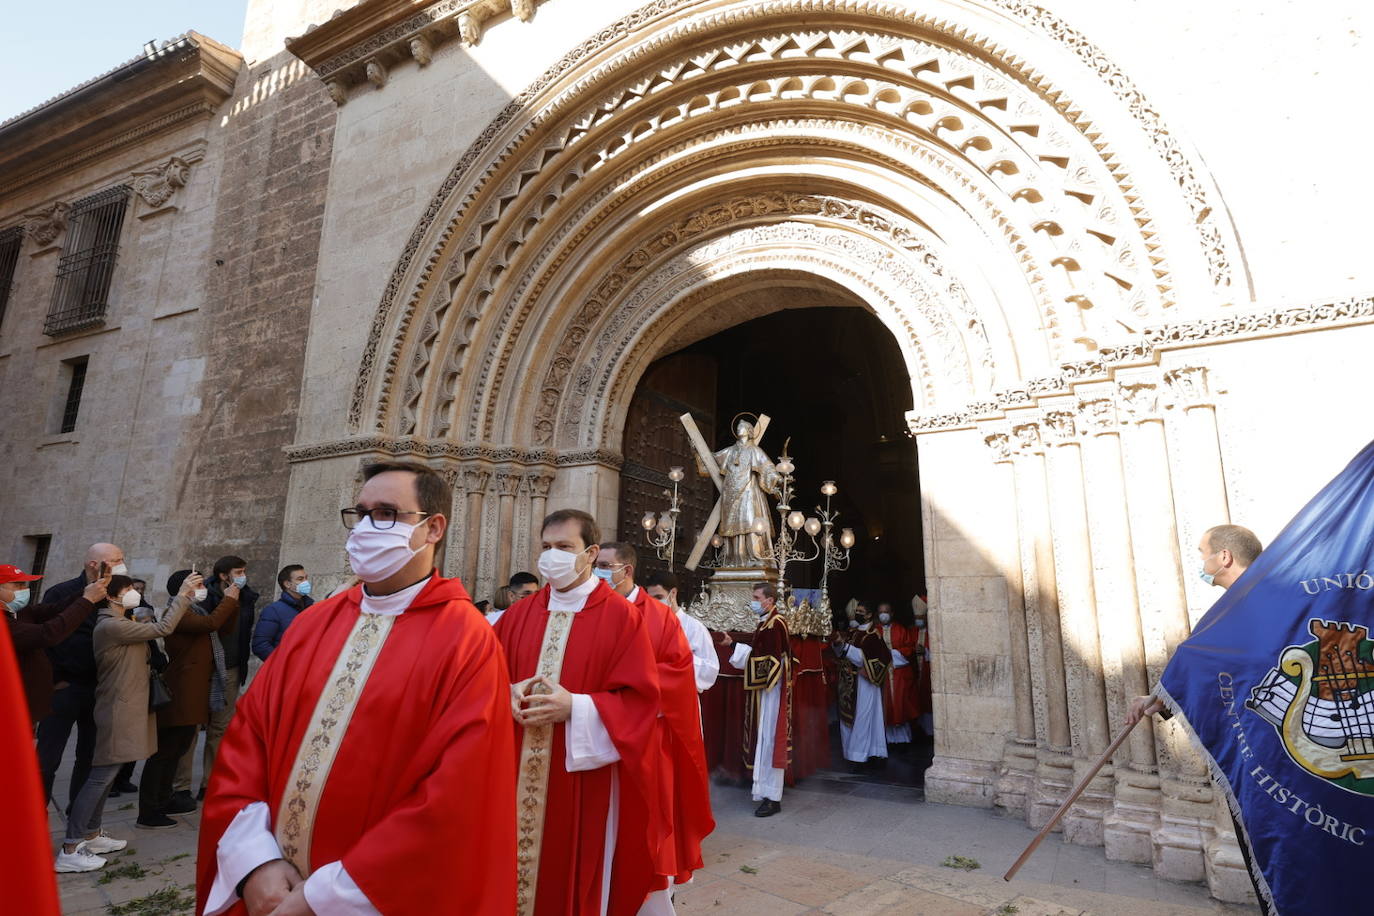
[709,418,781,566]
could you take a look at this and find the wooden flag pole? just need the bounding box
[1003,719,1140,882]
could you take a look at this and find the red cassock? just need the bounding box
[629,588,714,883]
[196,575,517,915]
[877,622,921,725]
[701,633,748,783]
[0,622,60,916]
[787,635,829,781]
[494,582,665,916]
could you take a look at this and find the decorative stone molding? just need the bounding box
[0,33,241,200]
[23,201,68,247]
[282,434,563,467]
[131,155,192,210]
[286,0,544,99]
[347,0,1244,433]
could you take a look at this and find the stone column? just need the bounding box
[1040,401,1113,845]
[983,425,1037,820]
[1008,417,1075,828]
[1076,388,1162,863]
[1115,371,1213,883]
[494,468,521,584]
[461,467,491,587]
[526,471,555,562]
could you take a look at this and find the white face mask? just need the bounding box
[878,613,891,624]
[538,546,589,590]
[121,591,142,610]
[110,562,129,577]
[193,587,209,603]
[347,518,424,582]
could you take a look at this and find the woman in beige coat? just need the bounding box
[55,573,201,874]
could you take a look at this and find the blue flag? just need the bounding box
[1159,440,1374,913]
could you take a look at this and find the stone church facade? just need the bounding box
[2,0,1371,902]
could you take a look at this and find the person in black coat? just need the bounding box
[34,543,128,810]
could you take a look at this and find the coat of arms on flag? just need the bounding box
[1248,618,1374,793]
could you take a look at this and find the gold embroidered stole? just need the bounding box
[275,612,396,877]
[515,608,577,916]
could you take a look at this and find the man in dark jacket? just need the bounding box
[34,542,126,809]
[251,564,313,661]
[171,555,258,803]
[1,564,107,723]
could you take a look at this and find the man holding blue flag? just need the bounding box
[1134,442,1374,916]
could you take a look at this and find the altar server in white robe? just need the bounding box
[645,571,719,693]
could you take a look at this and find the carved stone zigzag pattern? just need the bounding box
[543,203,973,448]
[420,33,1155,440]
[580,234,947,450]
[456,118,1054,444]
[347,0,1231,431]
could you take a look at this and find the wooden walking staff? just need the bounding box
[1003,719,1140,881]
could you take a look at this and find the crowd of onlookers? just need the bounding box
[1,539,559,873]
[2,544,319,873]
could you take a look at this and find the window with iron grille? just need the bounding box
[59,356,89,434]
[0,227,20,332]
[25,535,52,588]
[44,186,130,336]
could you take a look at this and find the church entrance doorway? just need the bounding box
[618,299,932,792]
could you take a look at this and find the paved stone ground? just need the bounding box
[50,741,1258,915]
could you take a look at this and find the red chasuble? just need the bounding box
[630,588,715,883]
[877,622,921,724]
[493,582,664,916]
[0,623,60,916]
[196,575,517,915]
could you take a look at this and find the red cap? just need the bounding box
[0,564,43,583]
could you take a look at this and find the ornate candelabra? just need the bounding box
[641,465,685,570]
[761,443,819,595]
[815,480,856,613]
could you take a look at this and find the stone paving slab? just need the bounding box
[52,761,1259,914]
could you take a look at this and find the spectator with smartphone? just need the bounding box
[1,564,108,724]
[57,574,197,871]
[35,543,127,812]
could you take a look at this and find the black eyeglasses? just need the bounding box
[340,508,432,530]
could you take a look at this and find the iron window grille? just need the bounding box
[59,357,89,434]
[44,186,130,336]
[27,534,51,583]
[0,227,20,332]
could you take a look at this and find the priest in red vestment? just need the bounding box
[714,582,792,817]
[493,510,665,916]
[874,600,920,743]
[197,462,517,916]
[597,543,714,903]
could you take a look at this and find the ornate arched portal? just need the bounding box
[295,0,1261,895]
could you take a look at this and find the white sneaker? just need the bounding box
[82,831,128,855]
[55,845,107,873]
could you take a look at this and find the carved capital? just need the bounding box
[1078,397,1119,435]
[1163,366,1213,408]
[1011,422,1042,456]
[1042,410,1078,445]
[1117,382,1160,423]
[409,36,432,67]
[365,59,388,88]
[496,470,522,497]
[525,472,555,499]
[132,156,190,209]
[983,431,1012,463]
[24,201,68,247]
[461,468,490,494]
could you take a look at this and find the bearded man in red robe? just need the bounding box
[596,542,714,908]
[494,510,665,916]
[197,462,517,915]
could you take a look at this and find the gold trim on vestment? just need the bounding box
[275,612,396,878]
[515,609,576,916]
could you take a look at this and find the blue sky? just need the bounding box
[1,1,249,122]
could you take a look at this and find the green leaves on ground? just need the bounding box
[941,854,981,871]
[98,860,147,885]
[106,884,195,915]
[739,864,759,874]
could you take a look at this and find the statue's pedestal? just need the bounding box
[685,565,777,632]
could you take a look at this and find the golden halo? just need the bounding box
[730,411,760,430]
